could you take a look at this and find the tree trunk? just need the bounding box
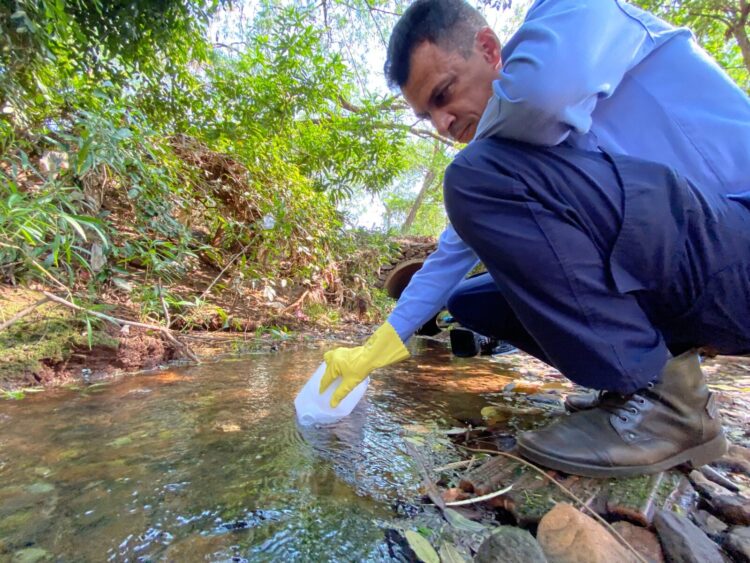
[401,168,436,234]
[733,0,750,77]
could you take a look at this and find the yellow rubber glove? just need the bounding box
[320,322,410,408]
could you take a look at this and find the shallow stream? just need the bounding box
[0,340,518,562]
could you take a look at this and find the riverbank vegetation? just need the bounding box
[1,0,748,389]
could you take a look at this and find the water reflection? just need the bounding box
[0,339,519,561]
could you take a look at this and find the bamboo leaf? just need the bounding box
[404,531,439,563]
[443,509,487,534]
[438,542,469,563]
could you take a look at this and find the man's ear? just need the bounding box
[475,27,502,70]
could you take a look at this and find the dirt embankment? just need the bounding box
[0,285,376,392]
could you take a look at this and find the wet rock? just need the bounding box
[692,509,728,539]
[700,466,740,493]
[710,494,750,526]
[690,470,732,498]
[611,521,665,563]
[724,526,750,563]
[653,509,724,563]
[474,525,547,563]
[536,503,639,563]
[689,469,750,525]
[25,482,54,495]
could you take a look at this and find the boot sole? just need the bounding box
[517,432,728,478]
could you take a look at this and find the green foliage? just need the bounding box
[0,0,415,320]
[0,162,108,285]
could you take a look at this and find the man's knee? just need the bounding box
[443,138,525,232]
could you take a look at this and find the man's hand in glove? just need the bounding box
[319,322,410,407]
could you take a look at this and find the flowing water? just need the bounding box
[0,340,520,562]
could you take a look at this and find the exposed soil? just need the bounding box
[0,283,376,392]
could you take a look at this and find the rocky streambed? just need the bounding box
[387,352,750,563]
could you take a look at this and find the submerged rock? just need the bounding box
[474,525,547,563]
[653,509,724,563]
[11,547,50,563]
[536,503,639,563]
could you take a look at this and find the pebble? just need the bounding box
[536,503,639,563]
[652,509,724,563]
[474,525,547,563]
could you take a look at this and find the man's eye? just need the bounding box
[433,84,452,107]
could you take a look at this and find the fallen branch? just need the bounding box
[460,446,647,563]
[0,297,51,333]
[41,291,200,363]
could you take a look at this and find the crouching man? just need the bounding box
[320,0,750,477]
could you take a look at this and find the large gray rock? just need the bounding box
[725,526,750,563]
[653,509,724,563]
[474,525,547,563]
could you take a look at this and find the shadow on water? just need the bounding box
[0,339,520,562]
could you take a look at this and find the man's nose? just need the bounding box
[432,111,454,138]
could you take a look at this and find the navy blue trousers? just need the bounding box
[444,138,750,393]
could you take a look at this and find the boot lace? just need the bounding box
[601,382,656,423]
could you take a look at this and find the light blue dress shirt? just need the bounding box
[387,0,750,342]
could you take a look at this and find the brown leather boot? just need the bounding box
[517,351,727,478]
[564,390,619,412]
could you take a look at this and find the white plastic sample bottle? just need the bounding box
[294,362,369,426]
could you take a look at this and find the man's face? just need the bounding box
[402,30,501,143]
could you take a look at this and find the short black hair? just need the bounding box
[385,0,488,89]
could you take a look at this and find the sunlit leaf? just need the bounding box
[404,531,439,563]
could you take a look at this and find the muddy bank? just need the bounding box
[0,286,375,392]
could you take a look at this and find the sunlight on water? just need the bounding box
[0,340,518,562]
